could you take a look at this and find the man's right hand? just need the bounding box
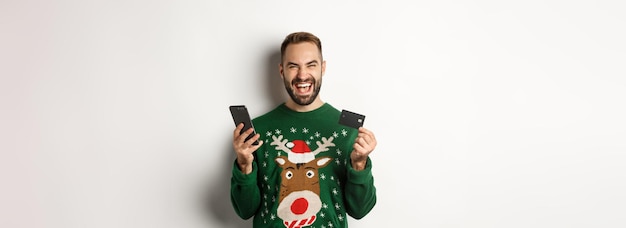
[233,123,263,174]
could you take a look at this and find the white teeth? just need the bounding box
[296,83,311,88]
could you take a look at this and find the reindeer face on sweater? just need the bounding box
[270,134,336,227]
[275,156,331,202]
[275,156,331,227]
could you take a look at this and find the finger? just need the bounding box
[234,130,254,150]
[360,134,376,147]
[358,127,374,136]
[353,142,364,152]
[233,123,244,137]
[357,134,372,144]
[249,139,264,150]
[358,129,376,141]
[357,129,376,146]
[363,134,377,147]
[244,132,261,147]
[235,134,260,155]
[355,135,370,148]
[238,127,255,143]
[353,142,369,155]
[355,136,376,153]
[357,136,367,147]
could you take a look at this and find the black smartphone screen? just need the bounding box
[229,105,259,145]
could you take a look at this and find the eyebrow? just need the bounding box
[287,60,319,66]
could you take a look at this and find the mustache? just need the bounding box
[291,78,315,85]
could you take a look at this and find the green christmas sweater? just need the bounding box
[231,103,377,228]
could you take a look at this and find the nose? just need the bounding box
[296,67,308,78]
[290,197,309,215]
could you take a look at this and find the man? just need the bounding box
[230,31,377,228]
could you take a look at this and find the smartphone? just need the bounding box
[338,109,365,129]
[229,105,259,145]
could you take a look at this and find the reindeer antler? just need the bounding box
[270,135,292,154]
[311,137,335,156]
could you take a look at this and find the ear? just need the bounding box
[315,156,332,168]
[278,63,284,79]
[275,156,287,167]
[321,60,326,77]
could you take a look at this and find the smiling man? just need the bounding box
[280,40,325,111]
[229,32,378,228]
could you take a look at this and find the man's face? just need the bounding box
[280,42,326,106]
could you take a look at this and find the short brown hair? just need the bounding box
[280,32,323,62]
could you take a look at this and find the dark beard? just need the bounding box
[283,77,322,106]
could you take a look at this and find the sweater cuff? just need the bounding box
[347,157,373,184]
[231,160,257,185]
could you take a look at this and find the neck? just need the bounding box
[285,99,325,112]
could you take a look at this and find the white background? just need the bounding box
[1,0,625,227]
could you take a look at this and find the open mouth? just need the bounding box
[294,82,313,95]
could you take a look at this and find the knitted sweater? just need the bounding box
[230,103,377,228]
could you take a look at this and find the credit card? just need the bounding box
[338,109,365,129]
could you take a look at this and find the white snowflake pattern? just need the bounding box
[338,214,344,221]
[328,221,334,227]
[266,131,272,137]
[306,140,311,145]
[314,132,321,138]
[290,127,297,133]
[332,131,339,138]
[263,161,267,167]
[341,129,348,136]
[335,158,341,165]
[270,214,276,220]
[322,203,329,209]
[335,203,341,210]
[302,128,309,134]
[320,212,326,218]
[264,175,268,181]
[320,173,326,180]
[335,149,342,156]
[332,188,338,195]
[275,129,281,134]
[330,176,335,181]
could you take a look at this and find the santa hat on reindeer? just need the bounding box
[286,140,314,164]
